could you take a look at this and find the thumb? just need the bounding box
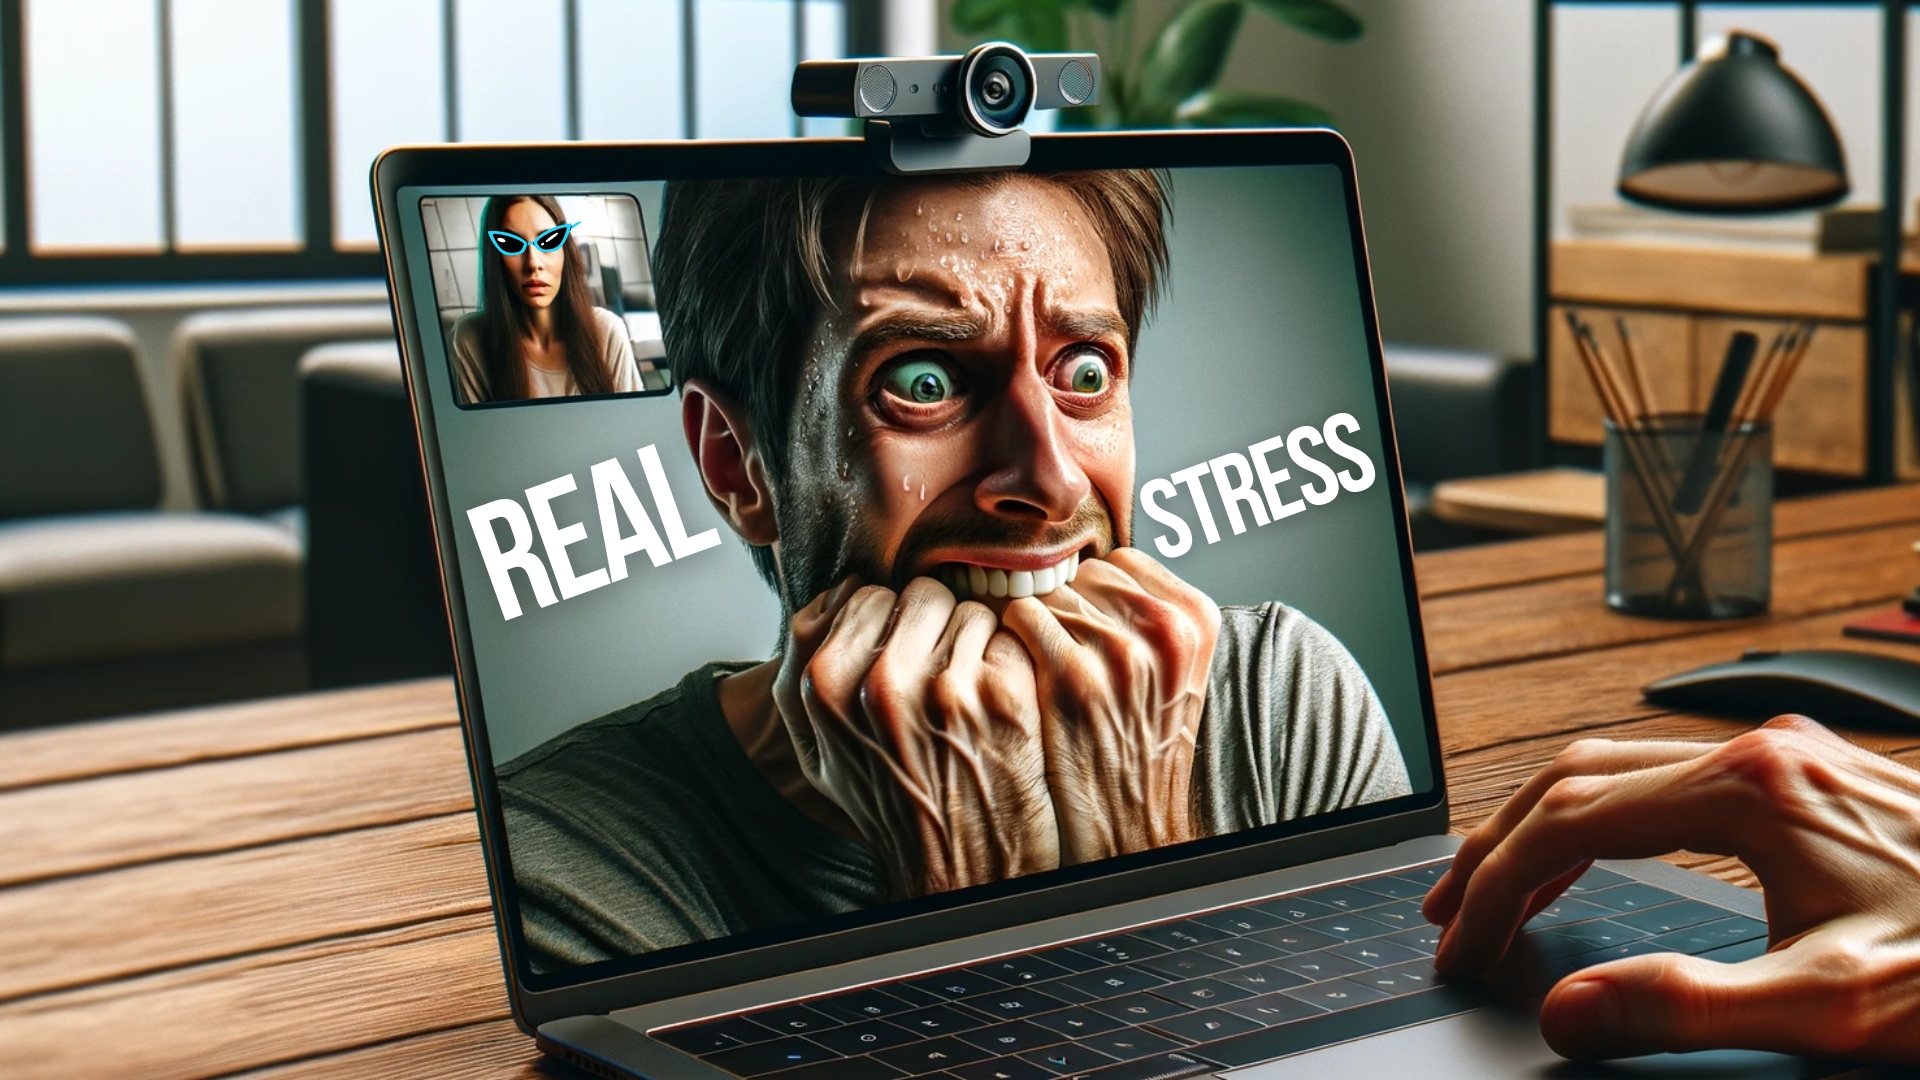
[1539,945,1824,1060]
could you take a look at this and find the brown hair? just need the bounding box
[653,171,1170,584]
[474,194,613,400]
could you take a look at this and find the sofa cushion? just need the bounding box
[0,513,302,670]
[0,317,159,518]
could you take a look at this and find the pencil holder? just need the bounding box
[1604,417,1772,620]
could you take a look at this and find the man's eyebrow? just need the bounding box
[849,312,990,355]
[1047,308,1129,342]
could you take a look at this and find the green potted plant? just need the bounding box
[949,0,1361,128]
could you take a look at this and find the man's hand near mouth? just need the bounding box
[773,577,1062,899]
[1002,548,1220,866]
[774,549,1221,896]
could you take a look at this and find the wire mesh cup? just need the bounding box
[1604,417,1772,619]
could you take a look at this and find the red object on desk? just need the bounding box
[1843,609,1920,645]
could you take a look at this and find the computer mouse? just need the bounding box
[1643,648,1920,729]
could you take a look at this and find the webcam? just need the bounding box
[791,43,1100,174]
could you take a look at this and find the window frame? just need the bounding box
[0,0,876,286]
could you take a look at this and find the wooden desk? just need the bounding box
[4,485,1918,1079]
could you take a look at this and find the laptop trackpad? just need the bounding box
[1217,1007,1855,1079]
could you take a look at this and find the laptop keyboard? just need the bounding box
[654,860,1764,1080]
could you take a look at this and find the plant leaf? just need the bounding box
[1242,0,1362,41]
[951,0,1016,34]
[1136,0,1244,113]
[1084,0,1124,17]
[1011,1,1070,52]
[1176,88,1336,128]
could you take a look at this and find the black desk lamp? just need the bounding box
[1618,31,1849,213]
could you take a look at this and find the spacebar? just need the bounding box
[1199,986,1486,1068]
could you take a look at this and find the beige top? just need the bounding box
[450,306,639,404]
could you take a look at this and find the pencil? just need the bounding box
[1614,316,1657,420]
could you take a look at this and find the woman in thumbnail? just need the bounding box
[451,194,640,403]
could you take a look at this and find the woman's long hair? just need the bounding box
[475,194,612,399]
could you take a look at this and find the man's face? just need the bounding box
[774,176,1135,613]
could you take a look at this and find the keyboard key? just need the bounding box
[908,969,1008,1000]
[1212,961,1308,994]
[1351,875,1429,900]
[1294,913,1394,942]
[963,986,1069,1020]
[1392,861,1451,885]
[1327,938,1425,968]
[1052,965,1169,1000]
[748,1004,839,1036]
[1252,895,1339,922]
[1131,921,1232,951]
[817,987,922,1022]
[1359,899,1428,930]
[971,955,1074,985]
[875,1035,992,1074]
[894,1004,990,1036]
[1282,978,1393,1011]
[1647,916,1767,954]
[657,1016,775,1053]
[957,1020,1063,1055]
[1075,1029,1186,1061]
[1697,935,1768,964]
[1091,991,1190,1024]
[1245,925,1342,954]
[1580,883,1680,912]
[1205,987,1480,1068]
[1610,899,1730,936]
[1151,977,1254,1007]
[1135,949,1236,981]
[1151,1006,1264,1043]
[748,1056,904,1080]
[812,1019,922,1055]
[1072,1052,1215,1080]
[1523,896,1612,927]
[953,1058,1054,1080]
[1563,866,1632,894]
[1196,937,1285,966]
[1017,1042,1118,1074]
[1299,884,1393,912]
[1191,906,1287,935]
[1030,1006,1126,1038]
[1381,926,1443,955]
[704,1036,840,1075]
[1066,936,1168,966]
[1269,948,1369,982]
[1346,960,1438,997]
[1525,919,1651,960]
[1028,945,1108,973]
[1220,990,1329,1027]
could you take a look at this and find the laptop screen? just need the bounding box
[393,153,1439,987]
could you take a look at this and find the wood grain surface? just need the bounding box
[3,485,1916,1078]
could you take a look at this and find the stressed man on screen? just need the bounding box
[498,170,1410,972]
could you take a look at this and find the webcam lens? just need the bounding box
[963,47,1033,135]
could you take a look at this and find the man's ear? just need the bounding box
[680,378,778,547]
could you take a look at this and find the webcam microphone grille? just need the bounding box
[1057,58,1094,105]
[858,65,897,113]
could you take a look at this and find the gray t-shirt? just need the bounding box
[499,602,1411,973]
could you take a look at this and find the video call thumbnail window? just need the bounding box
[422,192,669,407]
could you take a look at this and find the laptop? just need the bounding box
[373,128,1842,1079]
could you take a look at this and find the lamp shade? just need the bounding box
[1618,31,1848,213]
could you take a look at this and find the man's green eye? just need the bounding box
[1064,353,1109,394]
[885,359,954,404]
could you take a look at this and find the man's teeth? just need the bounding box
[941,552,1079,601]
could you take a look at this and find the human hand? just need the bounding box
[773,577,1060,898]
[1423,715,1920,1063]
[1001,547,1220,867]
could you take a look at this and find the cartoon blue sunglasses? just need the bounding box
[487,221,580,257]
